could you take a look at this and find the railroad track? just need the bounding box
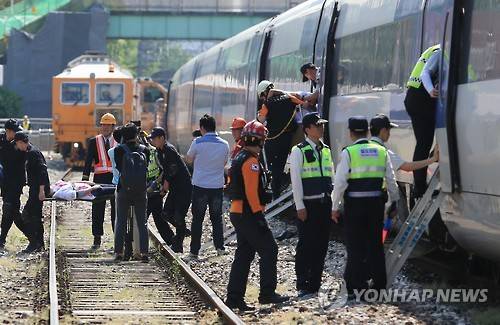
[48,169,242,324]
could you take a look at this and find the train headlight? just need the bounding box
[73,142,79,148]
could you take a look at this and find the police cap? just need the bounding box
[370,114,399,130]
[5,119,21,132]
[14,131,29,143]
[302,112,328,128]
[348,116,368,132]
[149,127,166,139]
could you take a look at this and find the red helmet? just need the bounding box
[230,117,247,130]
[241,120,267,141]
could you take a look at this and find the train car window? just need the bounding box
[61,83,89,105]
[335,15,421,95]
[96,83,124,105]
[459,0,500,84]
[143,86,163,104]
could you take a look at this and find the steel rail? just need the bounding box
[49,200,59,325]
[148,225,244,325]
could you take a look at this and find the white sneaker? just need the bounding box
[216,248,229,256]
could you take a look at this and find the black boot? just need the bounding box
[225,299,255,311]
[258,293,289,304]
[91,236,101,250]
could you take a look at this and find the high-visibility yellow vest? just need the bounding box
[297,141,333,200]
[147,146,161,181]
[345,141,387,198]
[407,44,440,89]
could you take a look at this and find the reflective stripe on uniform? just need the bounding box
[346,191,382,198]
[406,44,440,89]
[94,134,115,174]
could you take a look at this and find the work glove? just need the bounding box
[254,211,269,232]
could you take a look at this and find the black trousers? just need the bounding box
[190,186,223,255]
[19,187,44,246]
[92,172,115,237]
[0,187,24,244]
[264,131,293,199]
[343,196,386,291]
[227,211,278,302]
[162,187,191,250]
[405,86,436,197]
[146,194,171,244]
[295,198,332,292]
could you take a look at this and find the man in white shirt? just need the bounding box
[289,113,334,297]
[185,114,230,259]
[369,114,439,173]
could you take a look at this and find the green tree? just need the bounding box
[107,39,139,76]
[0,86,21,118]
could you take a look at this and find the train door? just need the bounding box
[246,29,267,117]
[422,0,459,193]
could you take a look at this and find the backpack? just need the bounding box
[119,144,147,195]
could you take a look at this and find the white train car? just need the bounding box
[167,0,500,267]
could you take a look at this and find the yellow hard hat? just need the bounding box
[100,113,116,125]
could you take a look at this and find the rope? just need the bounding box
[266,109,297,141]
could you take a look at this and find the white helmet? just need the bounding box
[257,80,273,97]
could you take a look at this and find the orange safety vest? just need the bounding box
[94,134,116,174]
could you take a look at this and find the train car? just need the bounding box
[167,0,500,269]
[52,52,167,166]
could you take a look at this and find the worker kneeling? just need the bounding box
[226,120,289,311]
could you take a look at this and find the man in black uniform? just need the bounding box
[257,80,304,199]
[14,131,50,254]
[82,113,117,249]
[0,119,26,250]
[149,127,192,253]
[331,117,399,292]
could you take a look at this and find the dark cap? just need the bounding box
[300,63,316,82]
[14,131,29,143]
[149,127,166,139]
[348,116,369,132]
[5,119,21,132]
[302,112,328,128]
[370,114,399,130]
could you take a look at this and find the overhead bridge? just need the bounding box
[1,0,303,41]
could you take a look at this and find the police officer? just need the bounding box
[331,117,399,292]
[82,113,117,249]
[149,127,192,253]
[0,119,26,250]
[289,113,334,297]
[226,120,289,311]
[404,45,440,197]
[257,80,304,199]
[22,115,31,130]
[14,131,50,254]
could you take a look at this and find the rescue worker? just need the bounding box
[229,117,246,160]
[150,127,192,253]
[0,119,26,250]
[82,113,117,249]
[404,44,440,197]
[14,131,50,254]
[226,120,288,310]
[331,116,399,292]
[257,80,304,199]
[299,62,320,107]
[22,115,31,130]
[289,113,334,297]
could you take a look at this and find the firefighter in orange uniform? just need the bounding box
[82,113,117,249]
[226,120,289,311]
[230,117,246,160]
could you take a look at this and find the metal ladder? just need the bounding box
[199,187,295,252]
[385,167,445,287]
